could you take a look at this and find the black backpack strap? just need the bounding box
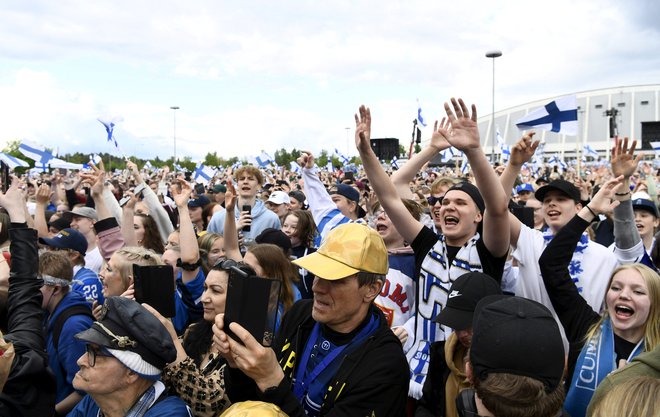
[52,305,94,352]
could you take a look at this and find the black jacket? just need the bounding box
[226,300,409,417]
[538,215,601,388]
[0,225,56,417]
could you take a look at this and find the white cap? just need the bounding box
[267,191,290,205]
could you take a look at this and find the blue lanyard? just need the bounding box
[292,315,376,400]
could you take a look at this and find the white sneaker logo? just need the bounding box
[448,290,461,299]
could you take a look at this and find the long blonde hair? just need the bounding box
[591,376,660,417]
[113,246,163,291]
[585,263,660,352]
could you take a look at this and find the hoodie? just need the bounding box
[45,291,94,402]
[207,199,281,241]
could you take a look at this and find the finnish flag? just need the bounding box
[255,151,273,168]
[516,96,578,135]
[290,161,302,174]
[391,156,399,169]
[193,163,216,185]
[416,99,427,127]
[334,148,350,166]
[0,152,29,169]
[583,144,599,158]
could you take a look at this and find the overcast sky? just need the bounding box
[1,0,659,162]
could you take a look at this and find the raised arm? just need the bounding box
[611,137,644,257]
[120,191,139,247]
[223,181,243,262]
[297,151,338,227]
[500,132,539,245]
[390,119,451,198]
[172,178,201,284]
[443,98,510,256]
[128,161,173,243]
[354,105,423,243]
[33,184,52,238]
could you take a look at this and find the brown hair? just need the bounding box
[234,166,264,185]
[247,244,298,313]
[134,213,165,254]
[286,210,317,248]
[39,251,74,282]
[474,372,565,417]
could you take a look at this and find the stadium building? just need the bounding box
[476,84,660,161]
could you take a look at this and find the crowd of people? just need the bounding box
[0,98,658,417]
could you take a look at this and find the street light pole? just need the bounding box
[345,127,350,155]
[170,106,179,169]
[485,50,502,164]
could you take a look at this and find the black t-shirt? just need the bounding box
[411,225,506,283]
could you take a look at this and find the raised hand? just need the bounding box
[587,175,624,215]
[225,180,237,212]
[430,117,451,151]
[443,98,480,152]
[171,178,192,208]
[611,137,642,179]
[35,184,51,206]
[80,163,105,198]
[354,105,372,153]
[509,131,539,166]
[297,151,315,170]
[0,177,26,223]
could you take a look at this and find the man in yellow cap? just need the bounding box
[213,223,409,417]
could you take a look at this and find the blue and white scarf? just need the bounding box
[565,317,644,417]
[543,229,589,293]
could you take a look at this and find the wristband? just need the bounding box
[614,191,631,196]
[176,258,201,271]
[585,205,598,219]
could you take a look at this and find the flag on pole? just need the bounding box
[334,148,350,166]
[515,96,578,135]
[416,99,427,127]
[583,144,599,158]
[391,156,399,169]
[0,152,29,169]
[193,162,216,185]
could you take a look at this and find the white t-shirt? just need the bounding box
[84,246,104,274]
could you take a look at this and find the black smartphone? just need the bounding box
[510,204,535,229]
[242,204,251,232]
[1,162,9,193]
[132,264,176,318]
[224,274,281,346]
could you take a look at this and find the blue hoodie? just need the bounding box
[207,199,281,240]
[72,266,104,306]
[46,291,93,403]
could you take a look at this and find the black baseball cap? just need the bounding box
[255,228,292,253]
[446,181,485,213]
[470,295,565,392]
[434,272,502,331]
[534,179,580,203]
[632,198,659,218]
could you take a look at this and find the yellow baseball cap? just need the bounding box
[292,223,388,280]
[219,401,289,417]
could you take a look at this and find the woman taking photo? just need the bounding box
[147,258,255,417]
[539,176,660,417]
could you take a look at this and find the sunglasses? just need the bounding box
[85,344,112,367]
[427,196,443,206]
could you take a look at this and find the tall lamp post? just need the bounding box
[485,50,502,163]
[170,106,180,169]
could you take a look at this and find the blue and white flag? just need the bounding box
[255,151,274,168]
[651,141,660,156]
[144,161,153,170]
[497,128,510,161]
[0,152,29,169]
[548,153,567,172]
[193,162,216,185]
[391,156,400,169]
[325,161,334,172]
[516,96,578,135]
[290,161,302,174]
[416,99,427,127]
[174,163,188,172]
[583,144,599,158]
[461,161,470,175]
[97,117,122,149]
[334,148,350,166]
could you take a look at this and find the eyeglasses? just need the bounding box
[213,257,248,278]
[427,196,443,206]
[85,344,112,367]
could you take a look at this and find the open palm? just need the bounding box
[444,98,480,151]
